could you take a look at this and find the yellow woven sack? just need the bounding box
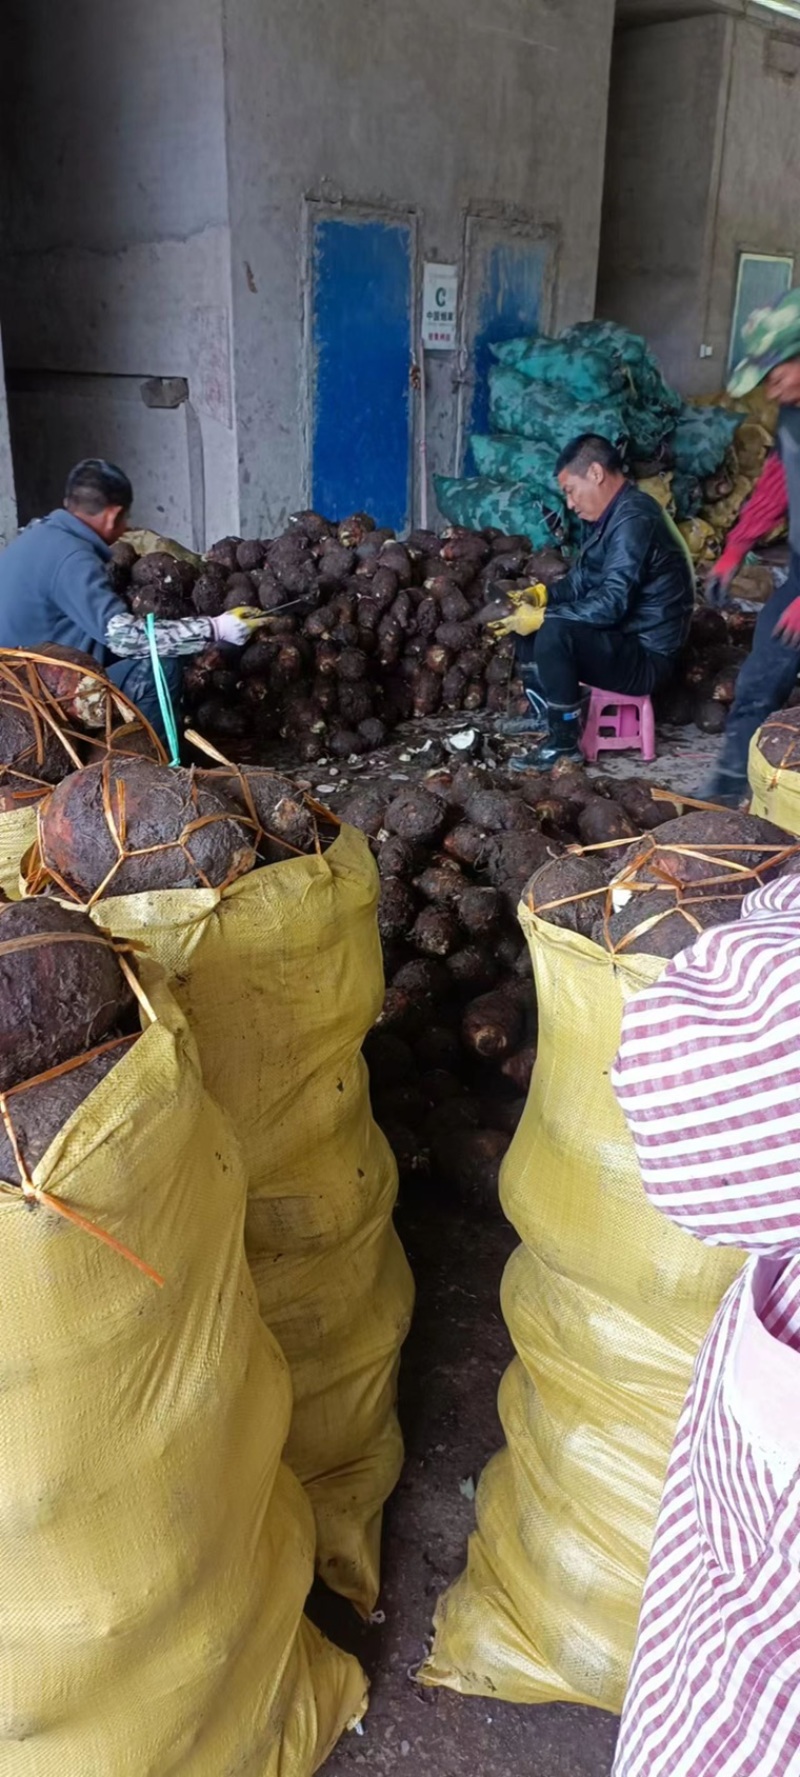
[749,727,800,832]
[0,805,37,896]
[423,911,742,1711]
[0,961,365,1772]
[73,824,413,1614]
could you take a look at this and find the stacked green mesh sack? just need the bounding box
[435,321,743,539]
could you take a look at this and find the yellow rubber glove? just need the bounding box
[509,582,548,611]
[490,606,546,639]
[227,605,271,630]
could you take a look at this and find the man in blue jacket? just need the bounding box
[0,458,253,742]
[493,434,695,770]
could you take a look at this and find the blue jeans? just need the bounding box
[106,657,184,750]
[711,555,800,792]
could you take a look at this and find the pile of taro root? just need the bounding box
[0,898,139,1186]
[338,763,797,1208]
[108,520,760,754]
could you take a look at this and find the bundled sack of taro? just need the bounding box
[26,751,414,1614]
[0,896,364,1772]
[421,820,781,1713]
[749,704,800,836]
[0,644,165,896]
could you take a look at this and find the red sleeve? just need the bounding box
[716,451,787,578]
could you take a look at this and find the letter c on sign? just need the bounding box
[436,288,447,308]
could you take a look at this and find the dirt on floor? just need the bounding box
[311,1186,619,1777]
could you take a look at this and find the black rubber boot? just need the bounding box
[509,703,583,772]
[499,668,549,736]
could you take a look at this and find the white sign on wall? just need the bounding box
[421,263,459,351]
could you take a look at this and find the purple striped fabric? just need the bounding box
[611,877,800,1777]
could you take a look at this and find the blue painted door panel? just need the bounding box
[466,232,553,470]
[311,216,412,532]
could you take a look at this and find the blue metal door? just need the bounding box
[463,221,556,470]
[310,214,413,532]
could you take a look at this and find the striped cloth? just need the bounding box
[611,875,800,1777]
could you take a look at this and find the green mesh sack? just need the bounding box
[434,476,566,550]
[671,406,745,478]
[568,321,683,420]
[491,337,626,404]
[488,369,627,453]
[471,434,559,487]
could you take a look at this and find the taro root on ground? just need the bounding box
[0,899,132,1092]
[37,758,256,900]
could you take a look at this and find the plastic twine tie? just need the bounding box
[145,614,181,767]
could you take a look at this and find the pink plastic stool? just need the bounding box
[580,687,656,764]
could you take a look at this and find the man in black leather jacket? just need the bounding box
[500,434,695,770]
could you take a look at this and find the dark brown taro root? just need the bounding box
[80,720,166,767]
[485,830,556,911]
[410,906,459,958]
[38,758,256,899]
[378,878,417,944]
[208,768,325,855]
[461,986,526,1062]
[430,1125,511,1216]
[414,861,464,908]
[443,823,489,870]
[0,697,76,784]
[384,788,448,846]
[597,891,746,959]
[339,787,388,838]
[446,946,498,995]
[1,644,113,732]
[456,885,503,936]
[0,769,51,812]
[192,573,229,618]
[462,788,530,834]
[0,900,132,1091]
[362,1030,418,1089]
[576,796,638,849]
[0,1035,138,1185]
[377,836,416,879]
[526,853,611,939]
[595,810,795,958]
[757,706,800,771]
[391,957,450,1001]
[501,1044,537,1095]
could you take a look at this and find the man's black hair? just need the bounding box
[64,458,133,515]
[555,434,626,477]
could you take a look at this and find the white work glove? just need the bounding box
[210,609,263,647]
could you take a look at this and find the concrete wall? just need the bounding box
[221,0,616,534]
[0,0,615,542]
[598,9,800,394]
[0,0,238,543]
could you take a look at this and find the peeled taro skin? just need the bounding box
[39,758,257,899]
[0,899,132,1092]
[0,1035,138,1185]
